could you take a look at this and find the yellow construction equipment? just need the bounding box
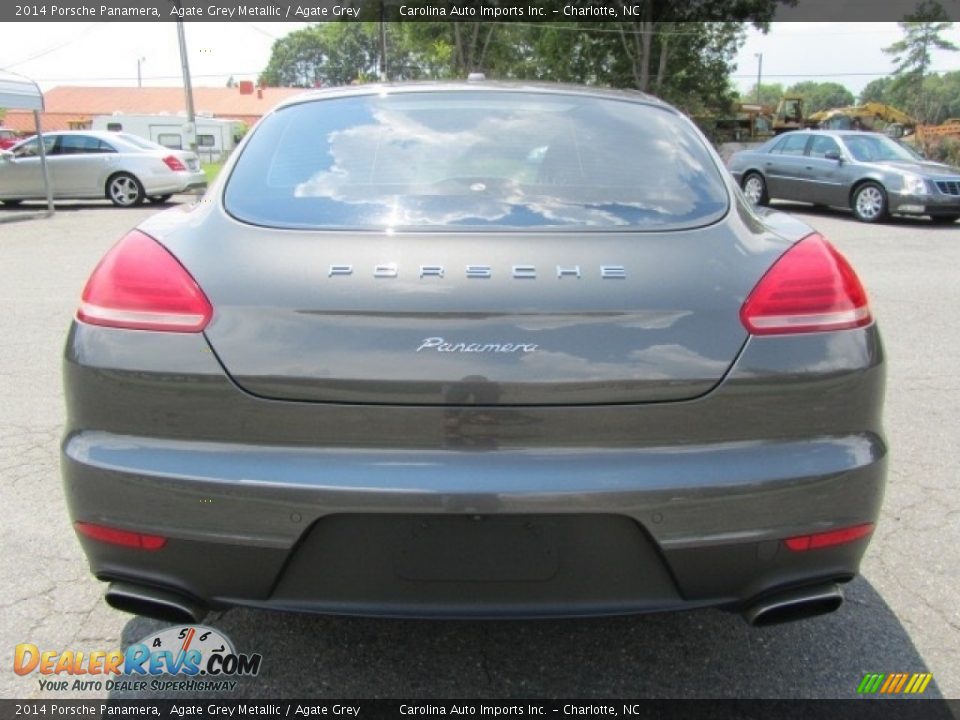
[772,96,815,133]
[807,103,918,137]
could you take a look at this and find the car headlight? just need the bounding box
[901,173,929,195]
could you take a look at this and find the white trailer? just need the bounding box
[91,113,243,162]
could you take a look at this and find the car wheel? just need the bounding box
[851,182,888,223]
[147,195,173,204]
[742,172,769,206]
[106,173,145,207]
[930,215,959,224]
[1,199,23,207]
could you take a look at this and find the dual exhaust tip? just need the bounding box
[105,580,843,627]
[105,582,207,624]
[742,583,844,627]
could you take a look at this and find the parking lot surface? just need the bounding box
[1,199,957,699]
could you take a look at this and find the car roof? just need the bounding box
[778,129,889,138]
[272,80,669,112]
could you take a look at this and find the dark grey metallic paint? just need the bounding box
[728,129,960,222]
[62,83,887,621]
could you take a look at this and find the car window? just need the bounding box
[13,136,57,158]
[198,134,216,147]
[807,135,841,158]
[842,134,921,163]
[59,135,115,155]
[224,91,729,231]
[772,134,809,156]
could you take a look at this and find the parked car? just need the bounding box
[0,127,21,150]
[63,82,886,627]
[727,129,960,223]
[0,130,206,207]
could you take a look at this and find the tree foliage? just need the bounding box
[882,1,959,120]
[783,81,854,114]
[859,70,960,125]
[259,6,784,115]
[260,23,384,87]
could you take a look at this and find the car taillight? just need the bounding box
[783,523,874,552]
[740,233,872,335]
[74,522,167,550]
[76,230,212,332]
[162,155,186,171]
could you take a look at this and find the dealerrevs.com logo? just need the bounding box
[14,625,262,693]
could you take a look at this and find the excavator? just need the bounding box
[806,102,918,138]
[805,103,960,155]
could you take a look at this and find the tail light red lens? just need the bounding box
[162,155,186,172]
[74,522,167,551]
[783,523,874,552]
[740,233,871,335]
[77,230,213,332]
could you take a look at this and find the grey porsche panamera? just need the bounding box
[62,82,886,627]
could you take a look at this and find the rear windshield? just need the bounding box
[224,90,729,231]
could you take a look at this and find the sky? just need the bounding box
[1,21,959,99]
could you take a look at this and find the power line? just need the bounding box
[0,23,105,69]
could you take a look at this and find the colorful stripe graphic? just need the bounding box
[857,673,933,694]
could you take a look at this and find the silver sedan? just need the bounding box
[0,130,207,207]
[727,129,960,224]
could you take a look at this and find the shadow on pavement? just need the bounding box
[109,576,940,699]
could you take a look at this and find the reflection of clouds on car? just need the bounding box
[236,91,727,230]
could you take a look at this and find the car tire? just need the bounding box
[106,173,145,207]
[741,172,769,206]
[851,182,888,223]
[930,215,959,224]
[1,199,23,207]
[147,195,173,204]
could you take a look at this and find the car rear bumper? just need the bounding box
[61,318,887,618]
[63,426,885,617]
[142,170,208,196]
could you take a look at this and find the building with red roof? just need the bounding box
[2,83,305,133]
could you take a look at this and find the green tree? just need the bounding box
[259,7,782,118]
[859,76,897,104]
[784,81,855,114]
[740,82,785,107]
[259,23,384,87]
[883,0,959,120]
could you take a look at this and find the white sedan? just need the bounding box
[0,130,207,207]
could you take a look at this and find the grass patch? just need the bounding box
[202,162,224,184]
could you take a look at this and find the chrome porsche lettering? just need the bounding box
[465,265,492,279]
[600,265,627,279]
[512,265,537,279]
[419,265,445,278]
[416,337,539,353]
[374,263,398,278]
[329,264,626,279]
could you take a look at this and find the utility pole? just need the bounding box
[379,0,387,81]
[754,53,763,105]
[137,56,145,88]
[174,5,198,154]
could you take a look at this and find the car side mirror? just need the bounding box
[824,150,841,162]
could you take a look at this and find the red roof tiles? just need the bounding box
[2,85,305,132]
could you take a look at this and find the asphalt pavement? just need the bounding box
[0,198,957,700]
